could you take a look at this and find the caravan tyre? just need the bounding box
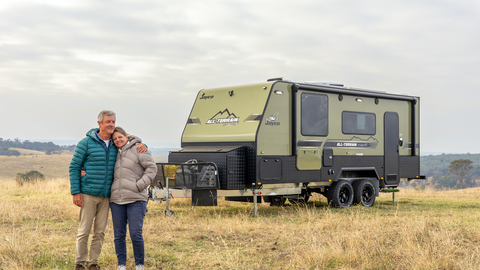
[353,180,376,207]
[327,180,354,208]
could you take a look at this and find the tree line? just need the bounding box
[407,153,480,189]
[1,137,479,189]
[0,138,76,155]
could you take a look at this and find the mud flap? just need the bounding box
[192,189,217,206]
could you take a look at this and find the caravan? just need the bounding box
[150,78,424,210]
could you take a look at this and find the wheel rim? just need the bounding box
[362,185,374,203]
[339,186,351,204]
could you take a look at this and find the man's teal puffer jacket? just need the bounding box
[69,128,118,197]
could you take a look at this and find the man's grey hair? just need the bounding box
[98,110,116,123]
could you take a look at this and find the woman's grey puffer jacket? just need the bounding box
[110,135,157,203]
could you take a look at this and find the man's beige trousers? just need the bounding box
[75,194,109,267]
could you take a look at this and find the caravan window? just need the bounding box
[342,111,376,135]
[301,93,328,136]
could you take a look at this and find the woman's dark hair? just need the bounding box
[114,126,128,137]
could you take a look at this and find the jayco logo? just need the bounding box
[199,95,214,100]
[265,113,280,126]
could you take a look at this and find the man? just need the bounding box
[69,110,147,270]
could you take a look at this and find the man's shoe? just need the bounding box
[117,266,127,270]
[88,264,100,270]
[136,265,144,270]
[74,265,85,270]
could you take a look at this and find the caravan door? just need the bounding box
[384,112,400,185]
[296,92,328,170]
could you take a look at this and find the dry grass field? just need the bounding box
[1,177,480,270]
[0,155,73,178]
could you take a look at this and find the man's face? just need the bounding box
[98,115,116,135]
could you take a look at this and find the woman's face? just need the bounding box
[112,131,127,148]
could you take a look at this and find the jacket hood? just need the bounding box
[121,135,142,151]
[86,128,101,141]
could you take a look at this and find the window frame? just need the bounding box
[300,92,329,137]
[341,111,376,135]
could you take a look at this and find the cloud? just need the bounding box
[0,0,479,152]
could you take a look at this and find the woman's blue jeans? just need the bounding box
[110,201,147,266]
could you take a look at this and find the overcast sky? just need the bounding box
[1,0,479,154]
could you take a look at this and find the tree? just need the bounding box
[465,166,480,187]
[434,173,457,189]
[448,159,473,189]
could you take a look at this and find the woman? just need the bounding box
[109,126,157,270]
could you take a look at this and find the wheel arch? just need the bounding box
[334,167,380,197]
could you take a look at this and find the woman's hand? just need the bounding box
[80,170,86,177]
[136,143,147,153]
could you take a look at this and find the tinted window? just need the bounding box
[342,111,376,135]
[301,93,328,136]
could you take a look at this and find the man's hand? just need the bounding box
[80,170,86,177]
[136,143,147,153]
[73,193,84,207]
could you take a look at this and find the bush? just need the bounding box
[0,147,21,156]
[15,170,45,186]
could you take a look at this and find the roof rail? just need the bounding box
[304,81,344,87]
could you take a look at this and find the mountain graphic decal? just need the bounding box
[206,108,240,125]
[209,108,238,119]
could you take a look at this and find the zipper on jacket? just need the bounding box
[101,139,111,197]
[94,131,111,197]
[118,149,123,202]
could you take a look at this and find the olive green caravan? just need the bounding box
[164,78,423,208]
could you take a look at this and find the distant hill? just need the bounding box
[8,147,46,156]
[0,155,73,178]
[0,138,75,156]
[149,147,177,157]
[421,153,480,178]
[152,155,168,163]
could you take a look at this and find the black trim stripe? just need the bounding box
[297,140,323,147]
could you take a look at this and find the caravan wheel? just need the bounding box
[353,180,376,207]
[327,180,354,208]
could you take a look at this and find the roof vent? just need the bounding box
[267,77,284,82]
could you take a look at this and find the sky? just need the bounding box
[0,0,479,154]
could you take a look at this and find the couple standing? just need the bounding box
[69,110,157,270]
